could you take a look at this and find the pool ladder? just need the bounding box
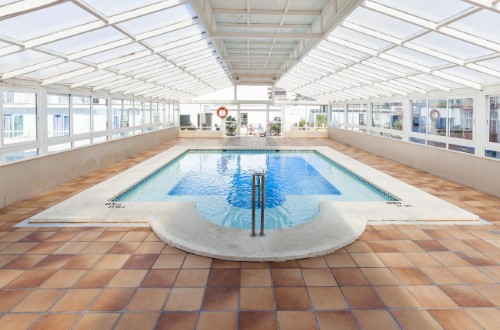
[251,169,265,237]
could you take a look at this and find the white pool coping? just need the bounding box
[26,146,481,261]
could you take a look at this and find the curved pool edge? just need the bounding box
[147,201,368,262]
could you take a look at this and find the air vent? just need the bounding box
[235,76,240,81]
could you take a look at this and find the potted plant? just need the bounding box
[225,115,237,136]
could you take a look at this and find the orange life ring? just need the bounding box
[216,106,228,119]
[430,109,440,121]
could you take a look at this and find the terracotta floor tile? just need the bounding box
[360,268,400,285]
[277,311,318,330]
[89,288,135,311]
[164,287,205,312]
[389,240,425,253]
[301,268,337,286]
[95,231,126,241]
[207,268,240,286]
[51,289,100,312]
[174,269,209,287]
[12,288,64,312]
[240,287,274,310]
[316,311,357,329]
[366,241,398,253]
[240,261,269,269]
[271,268,304,286]
[430,251,471,267]
[108,269,148,287]
[440,285,493,307]
[161,245,186,255]
[345,241,372,253]
[270,260,299,268]
[153,254,185,269]
[127,288,169,311]
[0,289,31,312]
[457,251,496,266]
[407,286,458,308]
[0,242,37,254]
[182,254,212,268]
[473,284,500,305]
[308,287,349,310]
[420,267,463,284]
[377,252,413,267]
[324,253,356,267]
[73,313,120,330]
[414,240,449,252]
[0,314,39,329]
[341,286,385,309]
[404,253,442,267]
[240,269,271,287]
[375,286,421,308]
[122,254,158,269]
[92,254,130,269]
[211,259,240,268]
[115,312,159,330]
[156,312,197,330]
[40,269,86,288]
[63,254,101,269]
[135,242,166,254]
[331,268,369,286]
[275,287,311,310]
[202,286,239,310]
[141,269,178,288]
[3,269,55,289]
[34,255,73,269]
[392,310,440,330]
[350,253,385,267]
[197,311,237,330]
[0,270,24,289]
[0,255,16,268]
[466,308,500,329]
[298,256,328,268]
[80,241,114,254]
[429,309,482,330]
[53,241,89,254]
[108,241,141,254]
[353,310,400,330]
[391,268,432,285]
[71,231,103,241]
[26,241,64,254]
[239,311,277,330]
[31,313,79,330]
[73,269,117,288]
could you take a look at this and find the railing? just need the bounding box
[250,169,265,237]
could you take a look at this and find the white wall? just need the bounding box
[329,127,500,198]
[0,127,179,208]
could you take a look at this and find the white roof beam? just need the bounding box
[211,32,323,39]
[0,0,65,21]
[70,72,116,88]
[41,66,96,86]
[462,0,500,14]
[1,58,65,80]
[211,8,321,16]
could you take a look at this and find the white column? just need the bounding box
[475,91,487,157]
[403,97,411,142]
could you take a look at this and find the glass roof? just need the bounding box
[0,0,499,102]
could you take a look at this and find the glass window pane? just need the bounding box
[47,94,70,138]
[428,99,447,136]
[427,140,446,148]
[112,99,122,129]
[93,98,108,132]
[449,98,473,140]
[3,148,38,163]
[124,100,134,128]
[72,96,91,134]
[391,102,403,131]
[412,100,427,133]
[448,144,474,154]
[2,91,37,144]
[93,136,107,143]
[143,101,152,125]
[410,137,426,144]
[489,96,500,144]
[48,142,71,152]
[134,101,143,127]
[485,150,500,159]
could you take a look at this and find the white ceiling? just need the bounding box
[0,0,499,102]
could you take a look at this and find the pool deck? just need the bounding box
[0,137,499,329]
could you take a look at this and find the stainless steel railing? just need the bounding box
[250,169,265,237]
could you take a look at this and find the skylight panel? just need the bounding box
[43,27,126,55]
[370,0,473,23]
[0,2,97,41]
[448,10,500,44]
[110,55,163,71]
[385,47,448,68]
[351,63,395,78]
[331,26,392,50]
[318,40,368,59]
[82,0,170,16]
[60,70,112,84]
[440,66,499,85]
[117,4,196,35]
[21,62,86,80]
[346,7,422,40]
[411,32,494,60]
[0,50,54,73]
[365,58,417,74]
[82,43,146,64]
[475,58,500,72]
[413,73,463,89]
[145,26,204,48]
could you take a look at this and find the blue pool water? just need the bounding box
[115,150,395,229]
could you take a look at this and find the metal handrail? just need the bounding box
[251,169,265,237]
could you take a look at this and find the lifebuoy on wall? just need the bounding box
[430,109,440,121]
[216,106,228,119]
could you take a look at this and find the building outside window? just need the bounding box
[47,94,70,138]
[2,91,37,144]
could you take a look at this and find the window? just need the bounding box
[428,99,447,136]
[134,101,143,127]
[47,94,70,137]
[3,148,38,163]
[143,101,151,126]
[490,96,500,144]
[331,105,345,128]
[412,100,427,133]
[112,99,123,129]
[123,100,134,128]
[449,98,473,140]
[2,91,37,144]
[72,95,91,135]
[93,98,108,132]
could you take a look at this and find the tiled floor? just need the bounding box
[0,137,499,329]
